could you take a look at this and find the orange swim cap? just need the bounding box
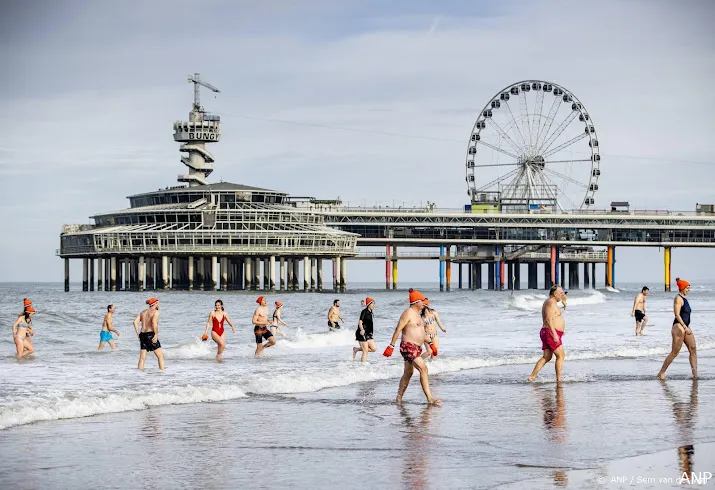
[675,278,690,291]
[408,288,425,304]
[423,298,430,306]
[23,298,32,308]
[256,296,265,304]
[146,298,159,306]
[275,301,283,307]
[365,297,374,306]
[25,306,36,313]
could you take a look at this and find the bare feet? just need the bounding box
[395,395,403,405]
[427,397,442,405]
[352,347,360,360]
[216,354,223,362]
[657,372,665,380]
[527,375,536,382]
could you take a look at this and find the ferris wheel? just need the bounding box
[465,80,601,212]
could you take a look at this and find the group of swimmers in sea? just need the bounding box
[11,278,697,404]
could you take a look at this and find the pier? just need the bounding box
[58,77,715,292]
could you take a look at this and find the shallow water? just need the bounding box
[1,282,713,488]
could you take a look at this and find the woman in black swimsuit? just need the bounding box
[657,278,697,380]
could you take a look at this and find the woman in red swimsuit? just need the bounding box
[201,299,236,361]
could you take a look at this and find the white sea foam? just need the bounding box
[281,327,356,348]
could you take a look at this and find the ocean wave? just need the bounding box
[0,384,248,430]
[509,290,607,311]
[281,328,357,348]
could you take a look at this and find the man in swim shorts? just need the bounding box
[98,304,120,351]
[327,299,344,330]
[353,297,377,362]
[252,296,276,356]
[383,288,440,405]
[631,286,649,336]
[528,285,566,383]
[133,298,165,370]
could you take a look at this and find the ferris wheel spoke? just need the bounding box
[519,90,532,149]
[532,90,545,148]
[472,162,521,168]
[543,167,588,189]
[542,133,589,159]
[536,170,573,210]
[536,111,578,156]
[503,101,529,149]
[534,97,561,151]
[475,167,520,192]
[489,119,527,156]
[477,140,520,160]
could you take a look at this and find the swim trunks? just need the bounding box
[634,310,645,323]
[254,326,274,344]
[328,320,341,330]
[399,341,422,364]
[139,331,161,352]
[100,331,113,343]
[539,327,564,352]
[355,329,373,342]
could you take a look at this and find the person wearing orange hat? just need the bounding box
[658,278,697,380]
[11,299,36,358]
[384,289,441,405]
[270,301,289,338]
[201,299,236,361]
[132,298,165,370]
[252,296,276,357]
[420,298,447,361]
[353,297,377,362]
[327,299,345,331]
[528,284,566,383]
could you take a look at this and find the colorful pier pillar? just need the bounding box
[500,261,505,291]
[494,246,501,291]
[385,244,391,290]
[606,246,614,287]
[549,246,557,288]
[439,245,445,291]
[554,247,560,286]
[446,246,452,292]
[391,246,398,290]
[664,247,672,292]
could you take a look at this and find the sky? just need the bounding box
[1,0,714,284]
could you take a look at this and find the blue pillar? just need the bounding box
[439,245,445,291]
[554,246,561,285]
[495,246,501,291]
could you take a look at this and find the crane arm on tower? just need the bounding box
[187,72,221,109]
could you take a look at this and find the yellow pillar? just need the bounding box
[664,247,671,292]
[392,259,397,289]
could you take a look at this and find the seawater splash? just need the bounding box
[508,290,607,311]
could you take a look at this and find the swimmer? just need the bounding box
[631,286,649,336]
[420,298,446,361]
[327,299,344,331]
[384,289,440,405]
[561,291,568,311]
[133,298,165,370]
[360,299,366,307]
[352,297,377,362]
[98,304,120,351]
[528,285,566,383]
[270,301,289,337]
[253,296,276,357]
[201,299,236,361]
[657,278,697,380]
[11,299,35,359]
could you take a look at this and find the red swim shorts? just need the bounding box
[399,341,422,364]
[540,327,564,352]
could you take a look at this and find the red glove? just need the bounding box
[383,345,395,357]
[428,342,438,357]
[201,334,208,342]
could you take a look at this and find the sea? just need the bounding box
[1,282,713,489]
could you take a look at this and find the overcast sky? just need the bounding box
[1,0,714,285]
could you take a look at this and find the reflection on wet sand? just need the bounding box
[537,384,568,487]
[398,405,434,490]
[661,380,698,478]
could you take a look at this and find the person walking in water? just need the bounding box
[529,285,566,383]
[327,299,344,330]
[421,298,446,361]
[201,299,236,361]
[271,301,289,338]
[133,298,165,370]
[11,299,35,359]
[383,289,440,405]
[631,286,649,336]
[353,297,377,362]
[98,304,120,351]
[253,296,276,357]
[658,278,697,380]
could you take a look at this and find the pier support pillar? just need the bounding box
[439,245,446,292]
[221,257,228,291]
[507,262,514,291]
[82,258,89,292]
[591,262,596,289]
[310,258,316,292]
[468,263,472,290]
[187,256,194,290]
[573,262,580,289]
[560,262,566,288]
[253,258,261,290]
[500,261,505,291]
[446,257,452,292]
[270,256,276,291]
[237,258,245,290]
[606,246,614,288]
[487,262,495,290]
[161,256,168,290]
[340,257,347,292]
[317,259,323,291]
[198,257,206,290]
[303,256,309,292]
[583,261,590,289]
[139,256,145,292]
[549,246,557,288]
[124,259,130,291]
[474,262,482,290]
[385,245,391,290]
[263,258,269,291]
[459,263,463,290]
[211,256,218,291]
[515,261,521,290]
[391,254,398,290]
[245,258,253,290]
[287,259,294,291]
[333,257,340,293]
[116,259,123,290]
[279,258,286,291]
[293,259,301,291]
[97,258,103,291]
[544,262,551,290]
[111,257,118,291]
[527,263,537,289]
[64,258,70,292]
[89,259,95,291]
[664,247,672,292]
[104,258,110,291]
